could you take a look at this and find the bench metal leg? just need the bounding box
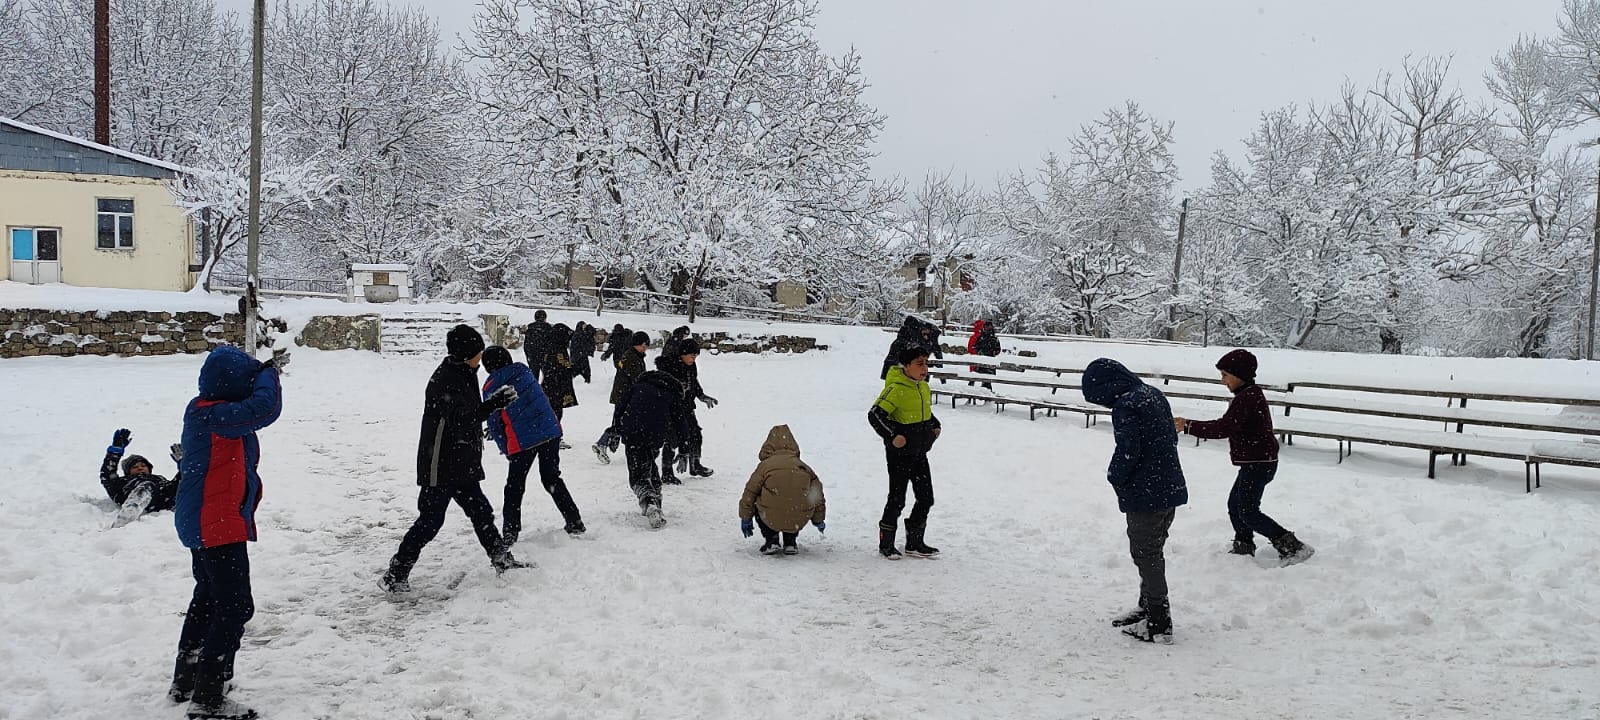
[1028,406,1036,421]
[1428,451,1438,479]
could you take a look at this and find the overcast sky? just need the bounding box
[228,0,1567,190]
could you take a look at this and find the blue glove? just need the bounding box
[814,521,826,535]
[109,428,131,454]
[740,518,754,538]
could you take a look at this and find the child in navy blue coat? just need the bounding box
[1083,357,1188,646]
[483,346,585,543]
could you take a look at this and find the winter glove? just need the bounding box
[740,518,754,538]
[485,384,519,410]
[814,521,826,535]
[110,428,132,453]
[676,453,690,474]
[699,395,718,409]
[262,348,290,374]
[169,443,184,464]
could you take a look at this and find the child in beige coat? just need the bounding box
[739,425,826,555]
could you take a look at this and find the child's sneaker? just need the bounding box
[1272,532,1315,567]
[1120,618,1174,645]
[564,520,586,536]
[592,443,611,465]
[782,541,798,556]
[760,541,782,555]
[645,503,667,529]
[186,697,258,720]
[1109,607,1148,627]
[491,551,532,574]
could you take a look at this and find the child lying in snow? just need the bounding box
[739,425,826,555]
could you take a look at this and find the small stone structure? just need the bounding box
[350,264,413,303]
[0,308,251,358]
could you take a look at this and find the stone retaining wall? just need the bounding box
[0,308,258,358]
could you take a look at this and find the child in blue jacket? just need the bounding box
[1082,357,1188,646]
[482,346,585,543]
[171,346,283,720]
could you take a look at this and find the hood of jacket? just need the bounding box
[487,361,535,390]
[198,346,260,401]
[1082,357,1143,408]
[972,319,986,335]
[758,425,801,461]
[635,369,683,395]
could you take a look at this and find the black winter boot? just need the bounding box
[1230,537,1257,556]
[380,557,412,594]
[903,522,940,558]
[1121,600,1173,645]
[1271,532,1315,567]
[688,456,715,477]
[1110,597,1148,627]
[878,523,902,560]
[491,550,532,574]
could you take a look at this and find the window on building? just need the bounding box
[96,199,134,249]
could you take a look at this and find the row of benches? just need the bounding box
[929,360,1600,492]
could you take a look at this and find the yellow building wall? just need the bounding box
[0,169,194,292]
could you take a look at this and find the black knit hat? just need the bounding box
[446,324,486,361]
[673,325,691,337]
[1216,348,1258,382]
[535,310,548,322]
[612,323,626,332]
[122,454,152,476]
[482,346,513,373]
[678,338,700,356]
[630,331,651,347]
[897,344,930,366]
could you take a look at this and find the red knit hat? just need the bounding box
[1216,348,1257,382]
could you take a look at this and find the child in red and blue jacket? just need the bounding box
[483,346,585,544]
[170,346,283,720]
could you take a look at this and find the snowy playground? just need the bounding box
[2,290,1599,720]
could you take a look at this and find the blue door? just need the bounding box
[10,228,60,283]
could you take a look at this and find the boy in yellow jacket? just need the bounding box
[868,345,942,559]
[738,425,826,555]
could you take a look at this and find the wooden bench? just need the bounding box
[1273,417,1600,492]
[930,387,1107,426]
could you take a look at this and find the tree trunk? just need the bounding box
[687,249,709,324]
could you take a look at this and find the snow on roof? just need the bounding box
[351,264,411,272]
[0,116,188,174]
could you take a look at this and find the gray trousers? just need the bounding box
[1125,508,1177,613]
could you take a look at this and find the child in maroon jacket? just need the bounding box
[1174,349,1313,566]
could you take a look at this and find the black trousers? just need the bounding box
[626,442,663,509]
[393,483,503,572]
[661,408,703,472]
[755,516,798,547]
[879,448,934,531]
[1126,508,1176,614]
[174,542,254,702]
[503,441,582,542]
[1229,462,1288,543]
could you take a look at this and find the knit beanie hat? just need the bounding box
[678,338,701,356]
[482,346,513,373]
[446,324,486,361]
[630,331,651,347]
[1216,348,1258,382]
[897,344,931,366]
[122,454,152,476]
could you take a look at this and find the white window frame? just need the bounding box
[96,198,135,250]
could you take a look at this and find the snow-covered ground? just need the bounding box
[2,292,1599,719]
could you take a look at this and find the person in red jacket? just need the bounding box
[966,320,1000,388]
[1174,349,1313,567]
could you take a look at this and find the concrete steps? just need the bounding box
[382,314,474,355]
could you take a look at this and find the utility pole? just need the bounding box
[1166,198,1189,342]
[244,0,265,352]
[93,0,110,145]
[1589,158,1600,360]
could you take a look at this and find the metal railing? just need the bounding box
[211,274,347,296]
